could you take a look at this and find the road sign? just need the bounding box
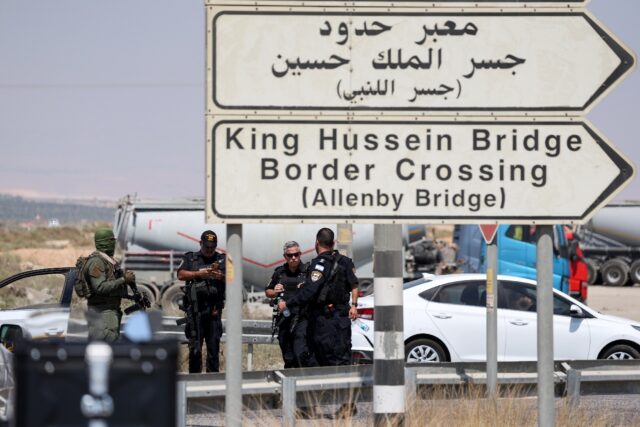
[479,224,499,244]
[208,1,588,3]
[208,10,633,113]
[205,119,634,223]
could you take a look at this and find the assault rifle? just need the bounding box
[124,282,152,315]
[114,266,151,314]
[270,294,283,342]
[176,283,203,360]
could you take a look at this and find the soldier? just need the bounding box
[265,241,317,368]
[278,228,359,366]
[85,228,135,342]
[177,230,226,373]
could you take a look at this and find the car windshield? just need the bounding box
[404,277,431,290]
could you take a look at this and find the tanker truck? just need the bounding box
[113,196,436,310]
[576,202,640,286]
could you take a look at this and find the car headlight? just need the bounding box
[632,325,640,333]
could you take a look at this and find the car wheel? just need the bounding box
[601,259,629,287]
[601,344,640,360]
[405,338,447,363]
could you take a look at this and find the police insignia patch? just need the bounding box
[311,271,323,282]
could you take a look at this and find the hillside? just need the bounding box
[0,194,114,224]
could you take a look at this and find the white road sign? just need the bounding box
[206,120,634,223]
[209,11,633,112]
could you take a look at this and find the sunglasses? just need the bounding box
[284,252,302,259]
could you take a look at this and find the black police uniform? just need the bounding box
[284,250,358,366]
[178,250,226,373]
[266,262,318,368]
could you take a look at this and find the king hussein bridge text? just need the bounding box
[219,124,585,213]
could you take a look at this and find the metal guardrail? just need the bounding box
[175,360,640,427]
[69,317,276,370]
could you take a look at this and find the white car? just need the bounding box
[351,274,640,363]
[0,268,75,345]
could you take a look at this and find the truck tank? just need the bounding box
[113,196,382,310]
[577,202,640,286]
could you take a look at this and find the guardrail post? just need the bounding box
[176,380,187,427]
[247,343,254,371]
[405,367,417,406]
[282,376,296,427]
[566,369,581,408]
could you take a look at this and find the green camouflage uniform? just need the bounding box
[85,229,127,342]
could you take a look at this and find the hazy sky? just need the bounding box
[0,0,638,203]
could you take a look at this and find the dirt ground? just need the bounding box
[586,284,640,322]
[9,246,93,270]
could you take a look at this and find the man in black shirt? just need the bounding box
[178,230,225,373]
[266,241,317,368]
[278,228,359,366]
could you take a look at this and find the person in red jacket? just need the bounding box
[565,227,589,302]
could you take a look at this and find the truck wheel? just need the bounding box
[629,260,640,285]
[585,260,600,286]
[601,259,629,287]
[161,284,184,313]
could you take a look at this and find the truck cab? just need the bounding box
[454,225,571,295]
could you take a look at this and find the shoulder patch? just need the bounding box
[89,262,104,278]
[315,264,325,272]
[311,270,323,282]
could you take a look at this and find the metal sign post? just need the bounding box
[479,224,499,396]
[337,223,354,258]
[225,225,243,427]
[536,225,555,427]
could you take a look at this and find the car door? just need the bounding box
[500,281,538,360]
[501,281,591,360]
[550,292,591,360]
[426,280,505,361]
[0,268,74,341]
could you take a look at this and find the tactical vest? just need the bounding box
[275,263,308,299]
[318,254,350,306]
[184,251,225,311]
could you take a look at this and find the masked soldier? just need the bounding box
[85,228,135,342]
[178,230,226,373]
[266,241,317,368]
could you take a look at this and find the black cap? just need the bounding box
[201,230,218,248]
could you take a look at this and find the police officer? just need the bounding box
[85,228,135,342]
[278,228,359,366]
[266,241,317,368]
[178,230,226,373]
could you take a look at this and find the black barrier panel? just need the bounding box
[14,341,177,427]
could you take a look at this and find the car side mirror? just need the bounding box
[569,304,584,318]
